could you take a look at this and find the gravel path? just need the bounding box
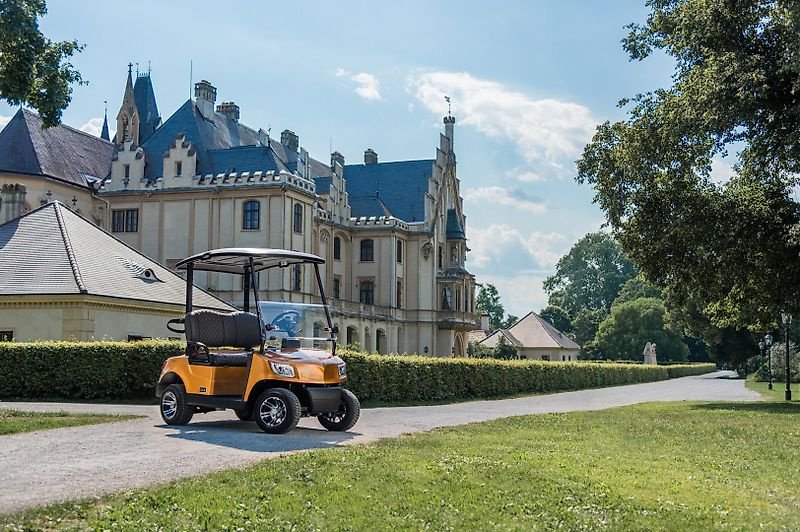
[0,371,758,514]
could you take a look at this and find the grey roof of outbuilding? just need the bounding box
[343,159,434,222]
[0,201,233,311]
[133,74,160,144]
[480,312,580,350]
[0,109,115,188]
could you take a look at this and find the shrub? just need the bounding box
[663,363,717,379]
[0,341,717,402]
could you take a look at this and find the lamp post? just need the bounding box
[781,312,792,401]
[765,333,774,390]
[759,338,765,381]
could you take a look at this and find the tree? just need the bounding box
[500,314,518,329]
[576,0,800,339]
[0,0,84,126]
[571,307,609,352]
[475,283,506,330]
[539,305,574,334]
[543,232,636,317]
[594,297,689,362]
[613,276,662,307]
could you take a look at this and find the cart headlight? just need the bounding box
[338,363,347,378]
[270,362,296,378]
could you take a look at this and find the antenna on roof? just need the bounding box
[444,95,451,117]
[147,60,151,75]
[135,62,139,76]
[188,60,193,99]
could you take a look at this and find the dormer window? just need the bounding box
[175,161,182,176]
[123,164,130,179]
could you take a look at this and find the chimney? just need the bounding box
[364,148,378,165]
[480,313,490,332]
[331,151,345,169]
[194,80,217,103]
[0,183,27,225]
[281,129,299,152]
[216,101,240,122]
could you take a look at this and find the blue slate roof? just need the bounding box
[140,99,332,182]
[0,109,114,188]
[133,74,160,144]
[446,208,466,239]
[343,159,434,222]
[315,176,333,194]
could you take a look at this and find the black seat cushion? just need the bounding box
[208,352,249,367]
[184,310,262,348]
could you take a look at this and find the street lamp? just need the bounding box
[781,312,792,401]
[759,338,765,381]
[765,333,774,390]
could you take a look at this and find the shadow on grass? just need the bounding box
[159,419,359,453]
[692,402,800,414]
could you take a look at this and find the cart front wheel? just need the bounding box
[318,389,360,432]
[254,388,301,434]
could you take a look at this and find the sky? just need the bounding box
[0,0,684,317]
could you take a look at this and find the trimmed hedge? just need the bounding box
[664,363,717,379]
[0,341,717,402]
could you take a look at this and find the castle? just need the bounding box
[0,67,477,356]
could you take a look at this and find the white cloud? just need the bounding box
[410,71,597,178]
[710,155,736,185]
[0,115,12,131]
[514,170,545,183]
[480,274,550,318]
[468,223,566,271]
[336,68,382,102]
[462,186,546,214]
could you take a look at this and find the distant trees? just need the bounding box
[476,283,517,330]
[0,0,85,127]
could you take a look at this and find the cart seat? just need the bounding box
[207,352,250,367]
[185,309,262,349]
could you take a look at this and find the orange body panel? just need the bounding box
[159,349,346,401]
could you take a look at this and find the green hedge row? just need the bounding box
[0,341,717,402]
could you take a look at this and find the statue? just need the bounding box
[643,342,658,365]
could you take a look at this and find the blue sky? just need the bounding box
[0,0,680,317]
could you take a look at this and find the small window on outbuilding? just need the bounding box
[0,330,13,342]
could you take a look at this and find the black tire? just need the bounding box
[254,388,301,434]
[160,384,194,425]
[234,406,253,421]
[318,389,360,432]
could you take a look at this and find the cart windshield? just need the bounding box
[259,301,335,352]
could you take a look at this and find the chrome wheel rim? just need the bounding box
[322,402,347,424]
[259,396,287,427]
[161,391,178,419]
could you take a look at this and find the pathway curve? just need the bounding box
[0,371,758,513]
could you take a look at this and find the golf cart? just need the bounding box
[156,248,359,434]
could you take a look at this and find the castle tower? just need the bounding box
[115,64,140,145]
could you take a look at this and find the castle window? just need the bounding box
[438,245,443,269]
[441,286,452,310]
[242,200,260,230]
[396,240,403,264]
[333,277,341,299]
[359,280,374,305]
[333,237,341,260]
[123,164,130,179]
[360,239,374,262]
[175,161,182,176]
[293,203,303,233]
[112,209,138,233]
[396,280,403,309]
[292,264,302,292]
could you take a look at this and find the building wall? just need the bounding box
[0,173,97,225]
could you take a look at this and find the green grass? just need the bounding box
[4,402,800,531]
[746,378,799,402]
[0,409,137,436]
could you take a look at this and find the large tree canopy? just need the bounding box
[577,0,800,332]
[543,232,636,316]
[0,0,84,126]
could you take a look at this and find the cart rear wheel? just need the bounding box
[160,384,194,425]
[254,388,301,434]
[318,389,360,432]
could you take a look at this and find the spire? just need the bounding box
[100,100,110,141]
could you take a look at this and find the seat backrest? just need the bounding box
[184,309,262,348]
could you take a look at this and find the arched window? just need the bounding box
[441,286,452,310]
[360,279,374,305]
[242,200,260,230]
[293,203,303,233]
[360,239,374,262]
[333,237,341,260]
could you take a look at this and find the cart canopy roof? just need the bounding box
[176,248,324,274]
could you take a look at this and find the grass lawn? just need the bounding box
[746,378,800,402]
[0,409,137,436]
[4,402,800,531]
